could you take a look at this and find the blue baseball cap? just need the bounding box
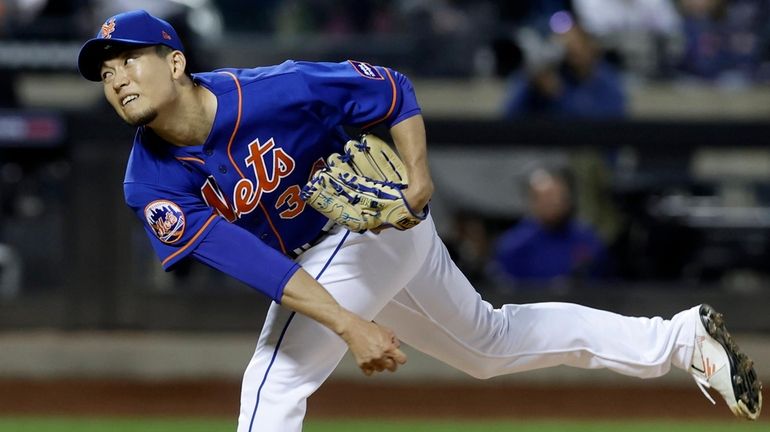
[78,10,184,81]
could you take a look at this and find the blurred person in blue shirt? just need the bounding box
[492,168,610,284]
[677,0,767,81]
[503,12,626,118]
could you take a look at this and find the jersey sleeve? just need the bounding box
[124,181,298,302]
[191,221,300,302]
[296,60,422,130]
[125,181,222,270]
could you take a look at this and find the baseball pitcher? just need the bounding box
[77,10,761,431]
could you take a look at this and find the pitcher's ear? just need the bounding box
[170,50,187,79]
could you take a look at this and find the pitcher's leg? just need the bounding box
[238,224,431,432]
[237,303,347,432]
[378,294,698,379]
[375,224,698,379]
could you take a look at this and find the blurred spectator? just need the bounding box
[399,0,497,77]
[496,0,574,35]
[676,0,768,82]
[503,15,626,118]
[485,1,570,78]
[491,168,610,285]
[573,0,681,36]
[572,0,683,77]
[444,211,491,284]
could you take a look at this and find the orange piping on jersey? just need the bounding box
[219,71,247,179]
[219,71,289,255]
[162,213,218,267]
[176,156,205,164]
[361,67,397,130]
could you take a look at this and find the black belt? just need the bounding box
[288,220,337,259]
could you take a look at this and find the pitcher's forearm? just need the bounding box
[390,115,433,209]
[280,268,356,337]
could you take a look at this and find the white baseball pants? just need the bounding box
[237,215,699,431]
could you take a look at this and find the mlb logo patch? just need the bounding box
[348,60,383,80]
[145,200,186,244]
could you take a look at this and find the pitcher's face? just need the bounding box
[101,46,177,127]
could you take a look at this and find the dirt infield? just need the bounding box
[0,378,764,422]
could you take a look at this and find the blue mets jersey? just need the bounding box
[124,60,421,301]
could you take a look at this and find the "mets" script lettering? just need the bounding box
[201,137,304,221]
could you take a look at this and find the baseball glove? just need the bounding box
[301,134,426,233]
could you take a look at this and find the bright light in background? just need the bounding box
[549,11,574,34]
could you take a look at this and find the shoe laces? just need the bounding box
[693,374,717,405]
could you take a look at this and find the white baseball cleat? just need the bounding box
[690,304,762,420]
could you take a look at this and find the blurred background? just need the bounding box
[1,0,770,424]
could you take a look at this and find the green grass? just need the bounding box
[307,420,767,432]
[0,418,766,432]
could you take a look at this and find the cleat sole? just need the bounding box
[700,304,763,420]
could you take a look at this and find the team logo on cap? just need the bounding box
[145,200,186,244]
[100,17,116,39]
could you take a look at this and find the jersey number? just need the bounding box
[275,185,304,219]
